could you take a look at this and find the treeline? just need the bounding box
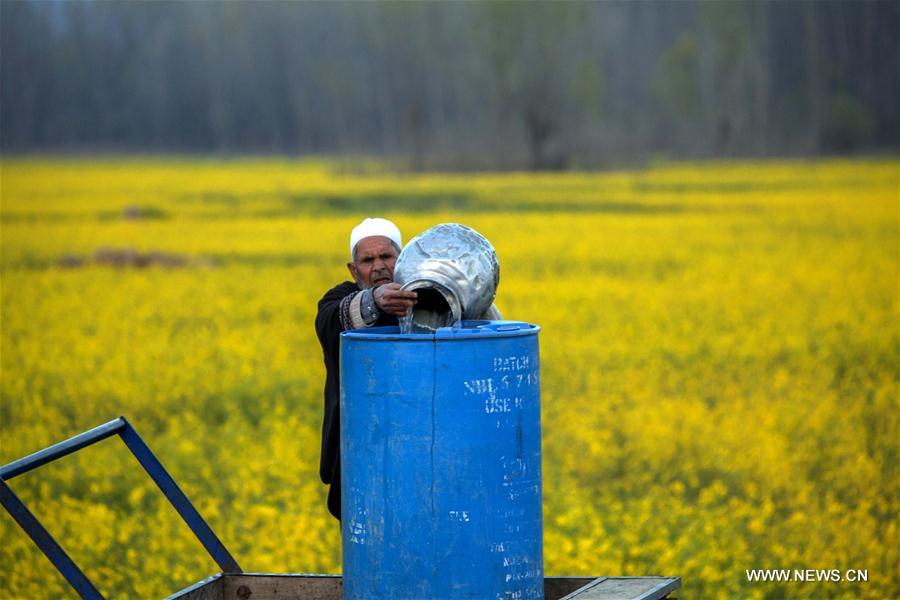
[1,0,897,169]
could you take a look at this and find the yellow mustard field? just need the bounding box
[1,157,897,599]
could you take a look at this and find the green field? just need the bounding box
[1,157,897,599]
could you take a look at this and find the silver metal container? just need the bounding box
[394,223,500,333]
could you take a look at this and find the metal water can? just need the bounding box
[340,321,543,600]
[394,223,500,333]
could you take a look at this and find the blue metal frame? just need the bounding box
[0,479,103,599]
[0,416,242,599]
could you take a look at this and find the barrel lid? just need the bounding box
[341,320,539,341]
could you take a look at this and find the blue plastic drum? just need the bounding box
[340,321,543,600]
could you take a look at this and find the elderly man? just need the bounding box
[315,218,417,520]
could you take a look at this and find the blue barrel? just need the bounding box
[340,321,543,600]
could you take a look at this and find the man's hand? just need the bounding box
[373,283,417,316]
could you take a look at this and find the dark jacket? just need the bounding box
[315,281,397,520]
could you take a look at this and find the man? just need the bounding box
[315,218,417,520]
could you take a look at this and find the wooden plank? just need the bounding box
[222,574,342,600]
[562,576,680,600]
[545,576,601,599]
[171,573,679,600]
[166,573,223,600]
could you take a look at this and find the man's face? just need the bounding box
[348,236,399,289]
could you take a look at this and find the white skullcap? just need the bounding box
[349,218,402,258]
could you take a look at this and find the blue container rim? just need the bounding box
[341,320,540,341]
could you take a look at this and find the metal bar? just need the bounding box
[559,577,608,600]
[0,479,103,600]
[0,418,125,480]
[638,577,682,600]
[165,572,223,600]
[1,415,241,596]
[118,419,242,573]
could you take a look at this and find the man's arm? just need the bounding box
[317,283,378,334]
[317,284,417,339]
